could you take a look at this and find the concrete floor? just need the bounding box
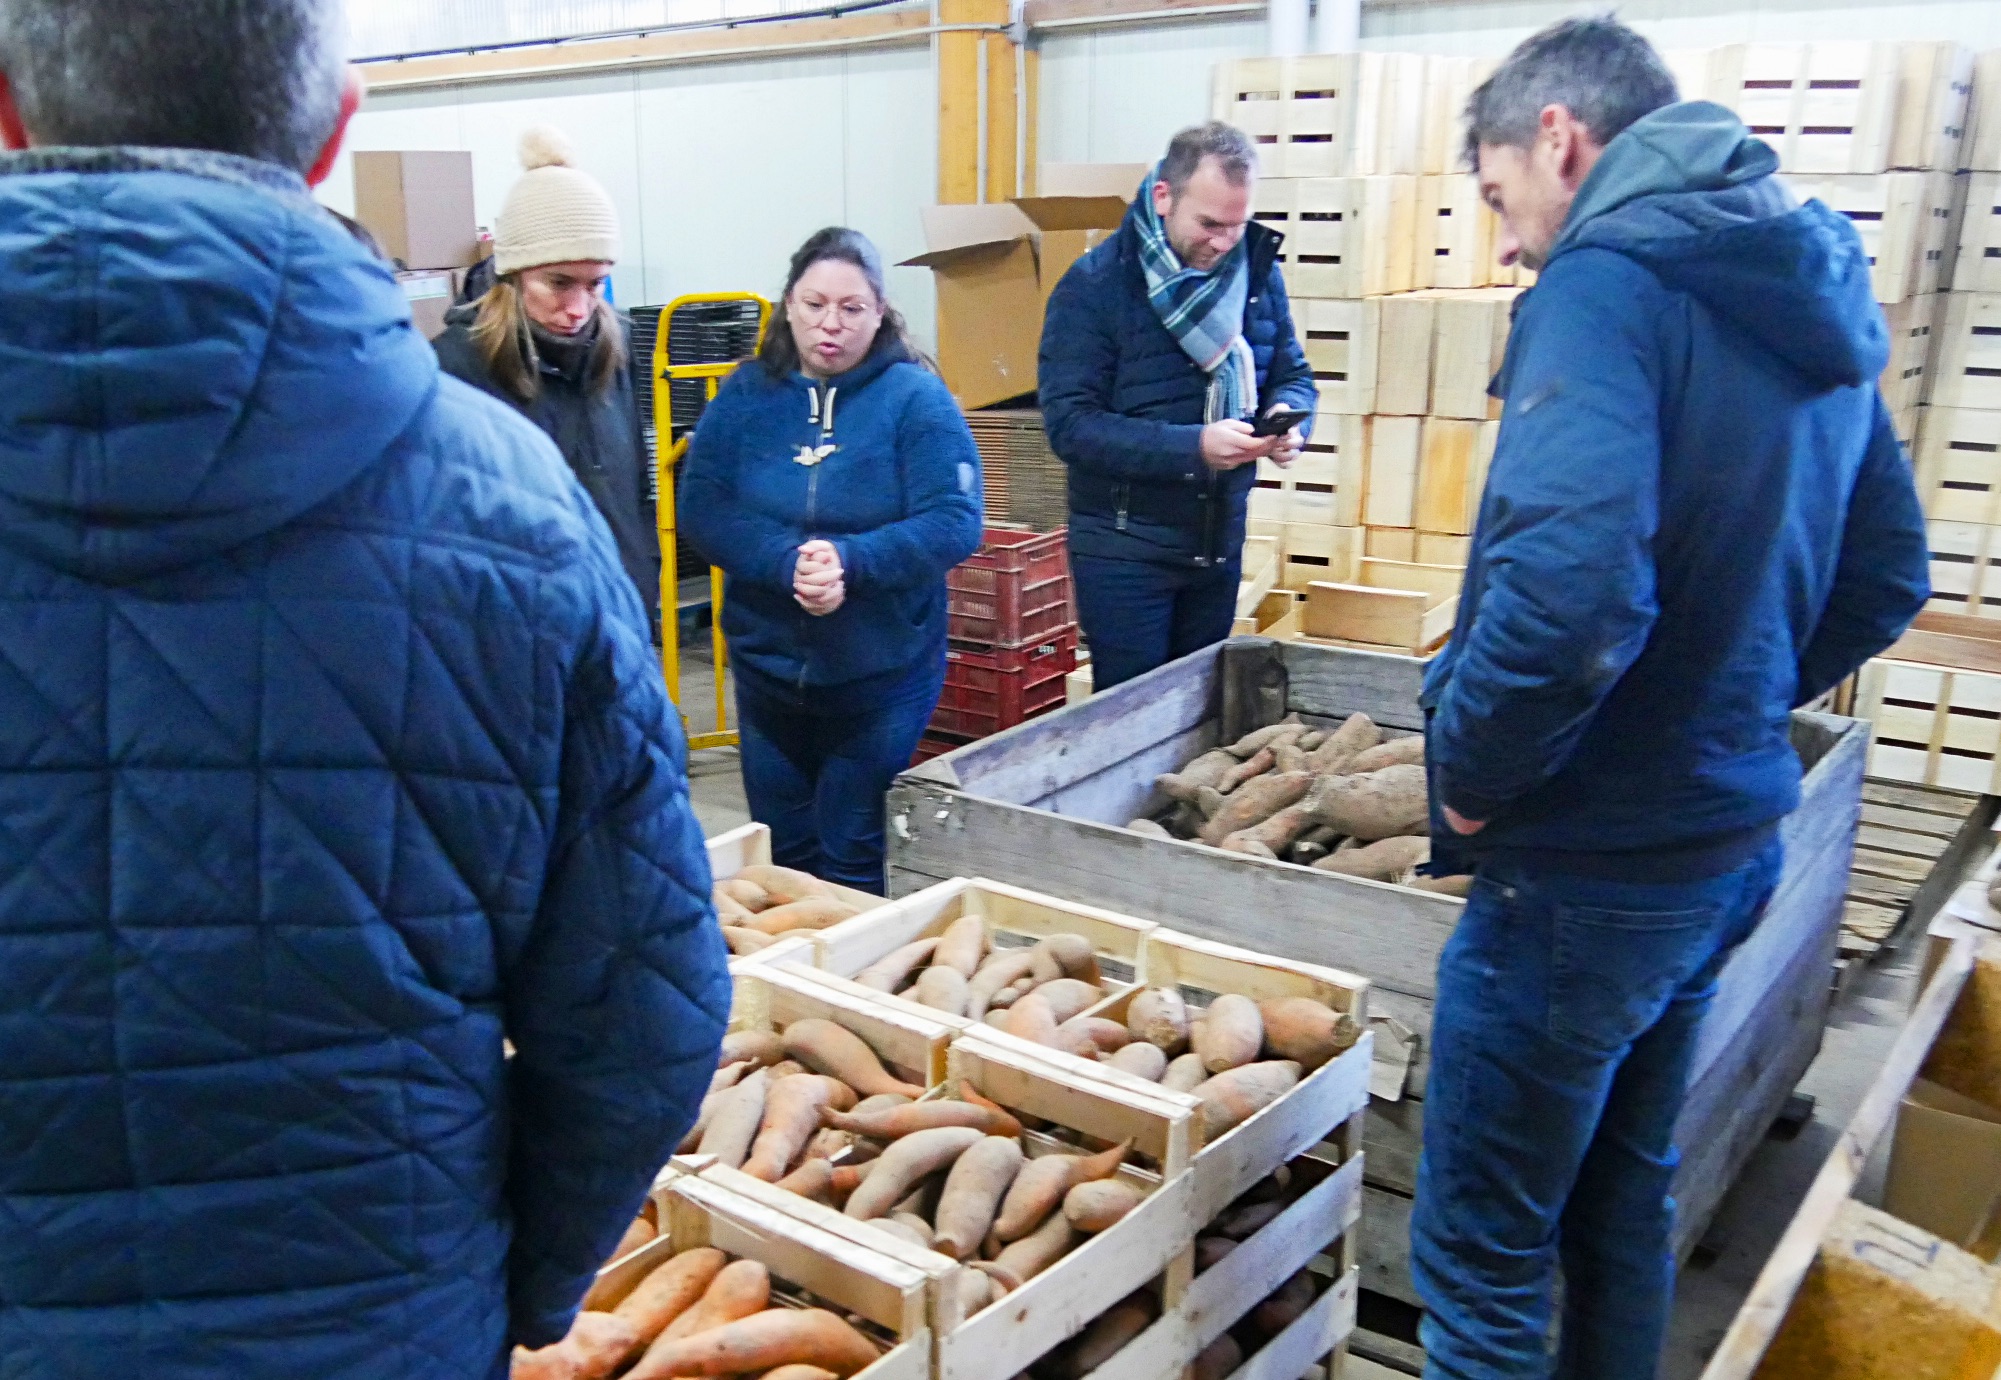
[672,628,1939,1376]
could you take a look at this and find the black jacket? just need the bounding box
[1037,216,1316,567]
[435,305,661,616]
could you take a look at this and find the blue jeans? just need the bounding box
[1070,551,1240,691]
[1410,843,1784,1380]
[734,661,943,894]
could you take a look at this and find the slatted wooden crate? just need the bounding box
[1281,521,1363,592]
[1412,417,1489,535]
[1855,657,2001,791]
[1958,173,2001,292]
[1712,42,1901,174]
[1932,290,2001,410]
[1419,56,1494,176]
[1257,178,1418,300]
[1371,295,1434,416]
[1923,517,2001,617]
[1839,778,1991,975]
[709,821,886,986]
[1215,55,1423,180]
[1915,407,2001,523]
[1882,294,1939,415]
[1892,41,1976,172]
[726,961,959,1090]
[1423,289,1515,420]
[1359,416,1421,527]
[1299,296,1382,415]
[1301,579,1456,656]
[1970,50,2001,172]
[1785,171,1953,302]
[1415,175,1494,289]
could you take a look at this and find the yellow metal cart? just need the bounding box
[651,292,772,751]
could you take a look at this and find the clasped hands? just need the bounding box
[1201,410,1304,473]
[793,540,846,616]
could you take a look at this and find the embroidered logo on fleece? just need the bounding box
[794,444,837,466]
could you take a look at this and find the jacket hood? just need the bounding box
[0,147,438,582]
[1554,102,1886,390]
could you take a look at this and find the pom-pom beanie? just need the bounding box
[493,127,621,275]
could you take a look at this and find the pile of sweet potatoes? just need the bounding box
[515,1239,889,1379]
[713,865,865,958]
[850,913,1108,1027]
[1134,714,1471,894]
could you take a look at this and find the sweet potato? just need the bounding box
[1227,719,1304,758]
[744,1075,858,1181]
[1198,771,1312,846]
[983,1009,1010,1028]
[715,890,754,925]
[932,1135,1025,1259]
[1126,817,1173,839]
[1000,991,1059,1045]
[629,1308,879,1378]
[1162,1052,1209,1092]
[719,877,772,911]
[610,1214,656,1263]
[913,964,969,1016]
[1127,987,1190,1055]
[1034,977,1103,1025]
[1040,1292,1159,1378]
[1243,1270,1316,1346]
[757,1368,840,1380]
[964,949,1037,1019]
[1221,801,1316,857]
[1106,1041,1168,1081]
[1191,1333,1242,1380]
[1258,996,1358,1071]
[875,1214,932,1248]
[1192,994,1264,1074]
[1272,741,1310,775]
[854,939,938,992]
[824,1098,1021,1141]
[1214,1197,1283,1240]
[732,864,834,904]
[741,896,861,936]
[1217,746,1274,794]
[1409,873,1475,897]
[1302,763,1429,841]
[765,1060,807,1081]
[1057,1015,1131,1054]
[650,1260,772,1354]
[1195,1236,1237,1272]
[613,1247,728,1349]
[513,1311,644,1380]
[1305,712,1381,773]
[697,1069,770,1168]
[721,1031,787,1071]
[775,1157,836,1203]
[1047,1023,1104,1061]
[933,912,990,977]
[1155,748,1240,802]
[1029,933,1100,985]
[681,1064,753,1153]
[783,1019,925,1099]
[1313,834,1429,881]
[992,1140,1130,1241]
[829,1163,871,1200]
[1189,1061,1301,1139]
[1063,1178,1143,1232]
[1345,734,1424,773]
[954,1267,998,1318]
[843,1126,984,1219]
[989,1210,1078,1287]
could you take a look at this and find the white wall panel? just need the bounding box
[839,45,940,350]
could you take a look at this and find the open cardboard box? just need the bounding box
[1886,1077,2001,1250]
[900,164,1141,410]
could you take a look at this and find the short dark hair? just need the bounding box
[757,227,927,379]
[0,0,347,174]
[1463,16,1678,170]
[1160,121,1257,197]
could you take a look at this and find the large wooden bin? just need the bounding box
[887,636,1867,1355]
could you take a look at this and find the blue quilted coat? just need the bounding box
[0,148,731,1378]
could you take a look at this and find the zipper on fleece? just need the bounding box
[795,378,840,691]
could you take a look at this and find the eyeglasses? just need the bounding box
[791,298,879,328]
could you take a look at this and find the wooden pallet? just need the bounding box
[1842,779,1992,974]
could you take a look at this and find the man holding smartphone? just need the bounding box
[1039,122,1316,689]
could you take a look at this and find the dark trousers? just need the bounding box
[734,661,943,894]
[1070,551,1240,692]
[1409,843,1784,1379]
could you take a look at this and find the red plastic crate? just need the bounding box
[929,626,1078,740]
[947,526,1072,648]
[910,731,974,767]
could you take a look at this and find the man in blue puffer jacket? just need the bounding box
[1040,122,1317,690]
[0,4,730,1377]
[1409,19,1929,1380]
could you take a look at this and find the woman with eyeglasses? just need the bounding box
[682,227,983,892]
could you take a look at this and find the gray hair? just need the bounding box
[1463,15,1678,169]
[0,0,348,174]
[1160,121,1257,197]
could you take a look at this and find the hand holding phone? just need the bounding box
[1251,406,1312,438]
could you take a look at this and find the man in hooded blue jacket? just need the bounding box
[1408,18,1929,1380]
[0,3,729,1377]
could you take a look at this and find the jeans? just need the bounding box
[1410,842,1785,1380]
[1070,551,1240,691]
[734,660,943,894]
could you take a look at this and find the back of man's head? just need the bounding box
[0,0,346,174]
[1463,15,1678,169]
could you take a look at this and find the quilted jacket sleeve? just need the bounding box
[682,377,808,592]
[833,373,984,594]
[1794,394,1930,703]
[502,552,731,1348]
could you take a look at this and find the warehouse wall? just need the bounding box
[317,46,940,343]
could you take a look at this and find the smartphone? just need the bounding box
[1251,407,1312,438]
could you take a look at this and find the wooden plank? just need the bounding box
[1842,902,1902,943]
[1039,720,1215,825]
[1851,845,1937,887]
[1412,418,1480,535]
[1862,779,1982,818]
[1358,558,1462,603]
[937,0,985,204]
[1304,582,1429,649]
[1024,0,1259,28]
[1281,642,1428,730]
[1862,800,1971,840]
[1373,295,1435,416]
[1856,822,1951,860]
[1362,417,1421,528]
[1358,1183,1419,1308]
[1222,636,1290,745]
[1225,1268,1358,1380]
[1850,870,1923,908]
[982,0,1017,201]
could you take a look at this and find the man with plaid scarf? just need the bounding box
[1039,122,1317,690]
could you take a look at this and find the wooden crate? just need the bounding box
[1412,416,1485,536]
[1363,526,1415,561]
[1259,178,1417,300]
[1239,533,1281,616]
[1839,777,1994,975]
[1922,517,2001,618]
[1699,928,2001,1380]
[583,1170,932,1380]
[888,638,1869,1347]
[1932,290,2001,410]
[1360,416,1422,528]
[1415,530,1471,567]
[1234,587,1303,640]
[1415,175,1494,290]
[1785,171,1953,302]
[726,961,958,1090]
[1301,579,1455,656]
[1892,41,1976,172]
[1300,297,1381,417]
[1881,293,1938,415]
[1713,42,1901,174]
[1419,56,1494,176]
[1856,657,2001,792]
[709,821,883,984]
[1372,295,1435,416]
[1280,522,1363,592]
[1422,289,1515,421]
[1958,172,2001,292]
[1215,55,1422,180]
[1970,50,2001,172]
[1915,407,2001,524]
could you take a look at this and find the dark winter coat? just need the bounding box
[0,146,730,1378]
[680,340,984,691]
[1037,213,1317,568]
[435,304,662,619]
[1423,103,1930,879]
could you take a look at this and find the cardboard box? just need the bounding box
[1886,1078,2001,1247]
[397,269,458,340]
[354,150,478,271]
[1019,162,1142,311]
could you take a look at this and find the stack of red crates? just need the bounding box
[915,526,1076,763]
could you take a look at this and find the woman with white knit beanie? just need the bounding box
[434,127,660,621]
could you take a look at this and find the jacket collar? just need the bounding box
[0,144,314,204]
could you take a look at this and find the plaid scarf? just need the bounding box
[1133,164,1257,424]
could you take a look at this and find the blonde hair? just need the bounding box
[470,276,628,405]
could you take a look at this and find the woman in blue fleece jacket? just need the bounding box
[683,228,983,891]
